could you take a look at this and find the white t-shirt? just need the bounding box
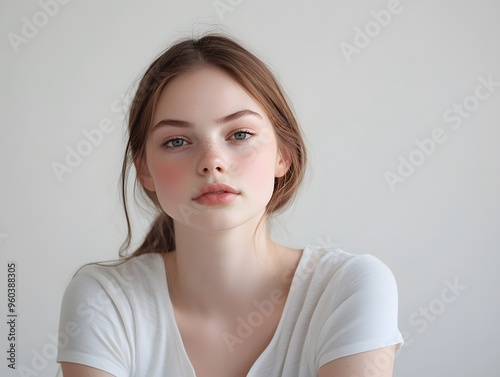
[56,245,404,376]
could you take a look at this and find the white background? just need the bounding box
[1,0,499,376]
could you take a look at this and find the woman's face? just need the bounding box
[137,66,289,233]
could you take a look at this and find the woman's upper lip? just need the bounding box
[193,183,240,200]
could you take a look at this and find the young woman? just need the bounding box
[57,33,404,377]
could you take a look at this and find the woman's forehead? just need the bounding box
[152,66,270,125]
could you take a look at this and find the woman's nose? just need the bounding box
[197,142,228,175]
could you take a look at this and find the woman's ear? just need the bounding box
[134,157,156,192]
[275,147,291,178]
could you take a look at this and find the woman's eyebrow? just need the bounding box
[153,109,262,131]
[216,109,262,124]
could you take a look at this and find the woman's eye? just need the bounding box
[231,131,254,141]
[164,138,187,148]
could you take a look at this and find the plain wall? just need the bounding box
[1,0,499,376]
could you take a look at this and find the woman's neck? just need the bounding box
[164,217,288,316]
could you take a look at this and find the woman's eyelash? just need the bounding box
[162,129,256,149]
[230,129,255,140]
[163,138,188,149]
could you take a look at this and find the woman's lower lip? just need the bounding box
[193,192,239,205]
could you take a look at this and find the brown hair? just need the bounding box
[119,33,307,259]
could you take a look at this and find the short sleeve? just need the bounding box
[314,254,404,368]
[56,267,132,377]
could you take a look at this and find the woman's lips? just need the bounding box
[192,182,240,205]
[193,192,239,205]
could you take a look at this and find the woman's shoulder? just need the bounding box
[66,252,165,297]
[76,252,162,274]
[298,244,395,288]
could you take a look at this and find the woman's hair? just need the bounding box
[119,32,307,259]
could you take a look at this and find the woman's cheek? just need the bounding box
[151,160,188,192]
[241,150,276,190]
[230,141,274,175]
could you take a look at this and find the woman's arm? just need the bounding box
[61,362,117,377]
[319,346,395,377]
